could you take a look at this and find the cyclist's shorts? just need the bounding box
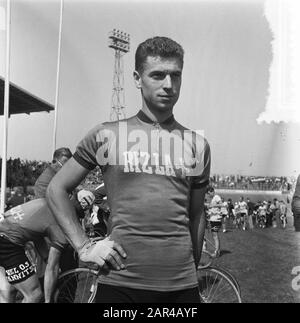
[0,235,36,285]
[209,221,222,232]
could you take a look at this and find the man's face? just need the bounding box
[134,56,182,112]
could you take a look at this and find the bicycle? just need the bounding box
[54,245,242,303]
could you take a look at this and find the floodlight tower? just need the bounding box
[108,29,130,121]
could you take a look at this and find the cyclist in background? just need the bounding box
[0,199,68,303]
[279,200,287,229]
[238,196,248,230]
[220,197,228,233]
[257,201,267,228]
[233,202,240,229]
[247,197,255,229]
[33,148,92,281]
[206,187,222,257]
[227,198,234,221]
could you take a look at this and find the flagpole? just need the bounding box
[0,0,11,219]
[52,0,64,154]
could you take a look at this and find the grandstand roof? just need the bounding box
[0,77,54,116]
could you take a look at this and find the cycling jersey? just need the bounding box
[220,201,228,216]
[258,205,267,216]
[279,203,287,215]
[207,195,222,222]
[238,201,248,214]
[0,198,68,252]
[74,110,211,291]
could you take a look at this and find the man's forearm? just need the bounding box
[190,211,206,267]
[46,184,88,251]
[44,265,59,303]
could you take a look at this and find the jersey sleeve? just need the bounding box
[190,136,211,190]
[73,124,103,170]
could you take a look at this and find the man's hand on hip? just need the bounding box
[78,237,127,271]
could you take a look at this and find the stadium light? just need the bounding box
[108,29,130,53]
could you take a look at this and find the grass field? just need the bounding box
[210,215,300,303]
[60,189,299,303]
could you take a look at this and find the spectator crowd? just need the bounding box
[210,174,293,192]
[0,158,297,213]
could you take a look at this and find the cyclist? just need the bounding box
[238,196,248,230]
[220,197,228,233]
[47,36,211,303]
[0,199,68,303]
[246,197,255,229]
[233,202,241,229]
[205,187,222,257]
[227,198,234,220]
[33,148,92,281]
[279,200,287,229]
[257,201,267,228]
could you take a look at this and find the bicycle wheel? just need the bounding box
[198,249,213,269]
[197,266,242,303]
[54,268,99,303]
[208,265,241,296]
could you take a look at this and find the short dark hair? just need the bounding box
[52,147,72,162]
[206,186,215,194]
[135,36,184,73]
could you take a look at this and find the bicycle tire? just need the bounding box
[54,268,99,303]
[198,249,213,269]
[207,265,241,296]
[197,266,242,303]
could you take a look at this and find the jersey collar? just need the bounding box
[137,110,175,126]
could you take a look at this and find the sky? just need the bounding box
[0,0,299,177]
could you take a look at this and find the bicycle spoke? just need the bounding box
[55,268,99,303]
[197,267,242,303]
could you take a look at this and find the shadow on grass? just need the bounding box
[219,250,231,257]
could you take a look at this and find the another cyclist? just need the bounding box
[47,36,211,303]
[220,197,228,233]
[233,202,240,229]
[257,201,267,228]
[238,196,248,230]
[279,200,287,229]
[205,187,222,257]
[0,199,68,303]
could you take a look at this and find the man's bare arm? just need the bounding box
[46,157,127,269]
[44,247,61,303]
[189,186,207,267]
[46,157,90,251]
